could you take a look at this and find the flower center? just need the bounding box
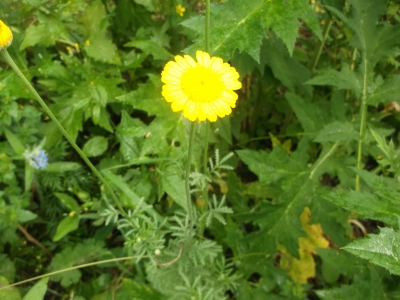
[181,66,224,102]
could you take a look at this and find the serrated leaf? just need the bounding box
[316,270,385,300]
[182,0,320,61]
[314,121,359,143]
[285,93,324,132]
[53,215,80,242]
[343,227,400,275]
[85,34,121,65]
[306,64,361,97]
[262,38,312,97]
[22,277,48,300]
[323,189,400,227]
[368,74,400,106]
[83,136,108,157]
[116,74,171,115]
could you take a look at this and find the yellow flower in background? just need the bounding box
[161,51,242,122]
[0,20,13,49]
[176,4,185,17]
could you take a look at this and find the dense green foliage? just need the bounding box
[1,0,400,299]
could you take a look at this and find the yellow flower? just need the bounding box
[161,51,242,122]
[175,4,185,17]
[0,20,13,49]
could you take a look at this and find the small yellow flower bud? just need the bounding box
[69,211,75,217]
[175,5,185,17]
[85,40,90,46]
[0,20,13,49]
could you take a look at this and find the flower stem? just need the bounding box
[205,0,211,53]
[0,49,128,218]
[185,122,196,236]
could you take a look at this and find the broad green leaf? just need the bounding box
[343,227,400,275]
[20,15,68,50]
[323,189,400,228]
[22,277,49,300]
[84,34,121,65]
[125,40,172,60]
[53,215,80,242]
[55,193,80,212]
[182,0,321,61]
[44,162,81,172]
[285,93,324,133]
[161,174,187,211]
[133,0,155,12]
[116,74,170,115]
[316,270,385,300]
[368,75,400,106]
[0,276,21,300]
[306,64,361,97]
[17,210,37,223]
[262,37,312,97]
[4,129,25,156]
[314,121,359,143]
[83,136,108,157]
[0,255,16,283]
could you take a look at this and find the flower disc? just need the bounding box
[161,51,241,122]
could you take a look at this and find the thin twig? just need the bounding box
[17,224,52,258]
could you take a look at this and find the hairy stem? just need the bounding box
[185,122,197,236]
[1,49,128,218]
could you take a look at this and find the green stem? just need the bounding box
[185,122,196,236]
[1,49,128,217]
[0,256,139,290]
[355,57,369,191]
[205,0,211,53]
[310,17,332,72]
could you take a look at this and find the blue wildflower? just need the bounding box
[33,150,48,169]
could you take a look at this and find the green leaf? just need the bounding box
[285,93,324,132]
[24,162,33,192]
[323,189,400,228]
[368,75,400,106]
[343,227,400,275]
[44,162,81,172]
[22,277,49,300]
[0,255,16,283]
[83,136,108,157]
[53,215,80,242]
[183,0,320,61]
[306,64,361,97]
[316,269,385,300]
[84,34,121,65]
[125,40,172,60]
[314,121,359,143]
[161,174,187,211]
[4,129,25,156]
[122,278,163,299]
[262,37,312,97]
[17,210,38,223]
[0,276,21,300]
[55,193,80,212]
